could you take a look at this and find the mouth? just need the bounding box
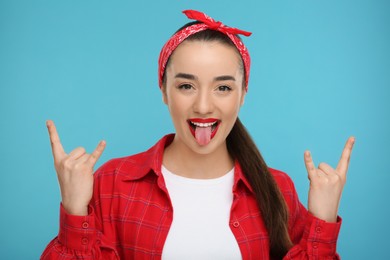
[187,118,221,146]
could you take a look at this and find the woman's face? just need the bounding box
[163,40,246,155]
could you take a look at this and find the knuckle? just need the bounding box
[63,158,73,170]
[330,174,341,183]
[76,163,88,172]
[73,162,81,170]
[76,147,86,154]
[90,152,97,159]
[322,177,330,184]
[91,152,100,162]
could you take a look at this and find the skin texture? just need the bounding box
[46,40,354,221]
[46,120,105,216]
[162,41,246,179]
[304,137,355,222]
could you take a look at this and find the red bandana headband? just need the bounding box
[158,10,252,91]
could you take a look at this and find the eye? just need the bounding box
[217,85,232,92]
[177,83,193,90]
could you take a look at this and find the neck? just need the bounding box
[162,135,234,179]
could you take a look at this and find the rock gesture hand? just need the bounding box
[304,137,355,222]
[46,120,106,216]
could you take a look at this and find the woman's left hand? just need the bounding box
[304,137,355,222]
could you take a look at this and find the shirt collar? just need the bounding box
[233,161,254,194]
[121,134,254,194]
[120,134,174,181]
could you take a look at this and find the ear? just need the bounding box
[162,87,168,105]
[240,90,246,107]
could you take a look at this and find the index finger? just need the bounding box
[336,136,355,175]
[46,120,65,160]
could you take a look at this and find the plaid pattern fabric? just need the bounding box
[41,134,341,259]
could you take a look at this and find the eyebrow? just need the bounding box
[214,75,236,82]
[175,73,197,80]
[174,73,236,82]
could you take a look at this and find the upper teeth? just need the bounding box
[191,121,217,127]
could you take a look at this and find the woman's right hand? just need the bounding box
[46,120,106,216]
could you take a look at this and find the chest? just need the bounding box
[100,176,270,259]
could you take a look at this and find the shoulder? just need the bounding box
[269,168,295,191]
[91,150,157,199]
[94,150,153,180]
[268,167,299,207]
[94,134,174,180]
[268,167,305,219]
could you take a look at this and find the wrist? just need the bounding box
[62,202,88,216]
[309,210,337,223]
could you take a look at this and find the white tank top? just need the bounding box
[161,166,242,260]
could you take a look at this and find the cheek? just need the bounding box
[222,95,243,116]
[166,93,188,118]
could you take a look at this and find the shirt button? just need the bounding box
[82,222,89,229]
[315,226,322,233]
[82,237,88,245]
[232,221,240,228]
[312,242,318,249]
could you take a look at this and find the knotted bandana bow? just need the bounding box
[158,10,252,90]
[183,10,252,37]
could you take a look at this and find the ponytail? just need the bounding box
[227,118,293,259]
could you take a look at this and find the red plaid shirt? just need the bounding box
[41,134,341,259]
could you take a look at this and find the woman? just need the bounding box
[42,10,354,259]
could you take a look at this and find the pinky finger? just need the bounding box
[88,140,106,166]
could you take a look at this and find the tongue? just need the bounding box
[195,126,212,146]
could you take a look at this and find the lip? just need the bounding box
[187,118,221,141]
[189,118,219,123]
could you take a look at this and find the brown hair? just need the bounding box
[227,119,293,258]
[162,23,293,258]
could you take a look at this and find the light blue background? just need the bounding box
[1,0,389,259]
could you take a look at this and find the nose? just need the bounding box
[193,89,214,115]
